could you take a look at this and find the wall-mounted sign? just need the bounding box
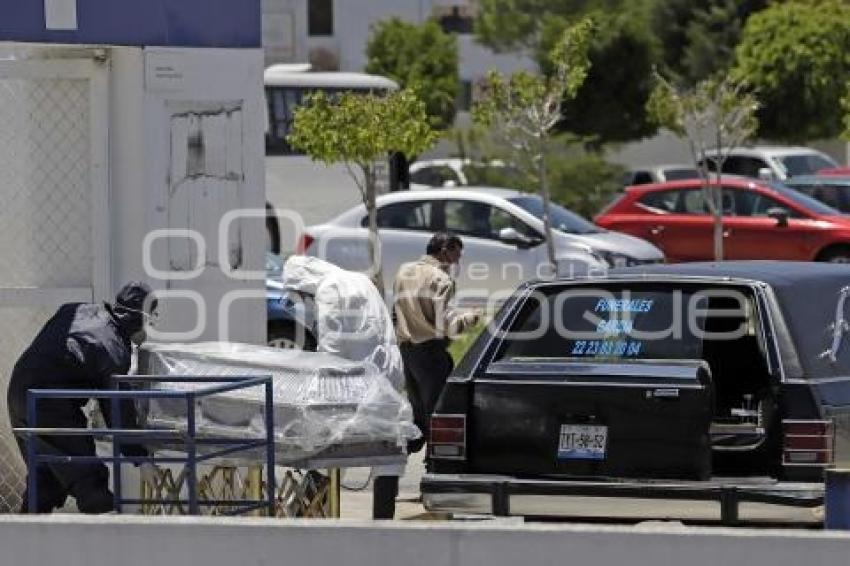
[146,52,187,92]
[44,0,77,30]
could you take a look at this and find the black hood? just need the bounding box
[111,281,155,336]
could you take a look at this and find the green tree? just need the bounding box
[843,82,850,140]
[548,152,626,218]
[539,11,659,146]
[475,0,616,52]
[649,0,768,85]
[477,1,660,146]
[474,18,595,272]
[288,89,438,290]
[365,18,459,130]
[647,73,759,260]
[733,0,850,142]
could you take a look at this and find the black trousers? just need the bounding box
[400,339,454,453]
[8,394,112,514]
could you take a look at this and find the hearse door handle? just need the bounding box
[647,388,680,400]
[650,225,665,236]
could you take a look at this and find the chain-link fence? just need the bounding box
[0,77,93,512]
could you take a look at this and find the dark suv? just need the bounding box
[422,262,850,525]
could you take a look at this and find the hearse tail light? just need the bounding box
[429,414,466,460]
[782,419,834,466]
[296,233,314,254]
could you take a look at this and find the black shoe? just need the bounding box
[72,482,115,514]
[407,438,425,454]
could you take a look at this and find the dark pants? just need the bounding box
[8,393,112,514]
[400,339,454,454]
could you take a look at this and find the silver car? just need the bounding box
[699,145,838,181]
[298,188,664,306]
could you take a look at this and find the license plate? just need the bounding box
[558,424,607,460]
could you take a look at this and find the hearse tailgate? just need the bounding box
[468,360,712,480]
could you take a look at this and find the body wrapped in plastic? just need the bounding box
[137,342,419,463]
[282,255,404,390]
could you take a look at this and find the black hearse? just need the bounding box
[422,262,850,524]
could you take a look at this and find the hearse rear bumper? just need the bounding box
[421,473,824,525]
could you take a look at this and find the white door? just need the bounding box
[442,200,543,308]
[0,58,109,512]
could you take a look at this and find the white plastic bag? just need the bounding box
[282,256,404,390]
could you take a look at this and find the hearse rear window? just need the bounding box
[496,284,751,362]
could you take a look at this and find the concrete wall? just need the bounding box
[2,515,850,566]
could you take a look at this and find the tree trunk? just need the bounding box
[538,155,557,277]
[364,166,385,295]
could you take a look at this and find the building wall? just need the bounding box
[261,0,536,85]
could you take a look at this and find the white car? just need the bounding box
[297,188,664,306]
[408,158,520,189]
[699,145,837,181]
[622,164,700,186]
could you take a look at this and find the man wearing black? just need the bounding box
[7,281,157,513]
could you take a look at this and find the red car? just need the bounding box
[818,167,850,176]
[595,178,850,263]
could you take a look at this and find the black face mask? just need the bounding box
[130,329,147,346]
[114,305,157,344]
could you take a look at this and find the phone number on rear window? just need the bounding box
[571,340,642,357]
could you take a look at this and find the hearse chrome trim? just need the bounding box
[750,283,781,380]
[796,375,850,385]
[475,379,706,390]
[486,359,707,379]
[754,283,790,383]
[825,286,850,363]
[422,474,823,525]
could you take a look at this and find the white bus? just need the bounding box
[263,65,400,254]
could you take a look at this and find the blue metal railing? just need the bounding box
[13,374,276,516]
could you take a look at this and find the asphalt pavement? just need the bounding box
[339,450,433,521]
[266,155,433,520]
[266,156,363,253]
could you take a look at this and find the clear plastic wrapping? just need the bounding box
[137,342,419,461]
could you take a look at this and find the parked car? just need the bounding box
[298,188,664,305]
[785,175,850,214]
[698,146,837,181]
[622,164,700,186]
[595,177,850,262]
[409,158,522,190]
[817,167,850,177]
[422,261,849,524]
[265,252,316,349]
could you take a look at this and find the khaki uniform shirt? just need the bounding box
[393,255,478,344]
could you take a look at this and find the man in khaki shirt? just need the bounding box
[393,232,480,453]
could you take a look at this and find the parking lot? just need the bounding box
[266,156,362,240]
[340,451,429,521]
